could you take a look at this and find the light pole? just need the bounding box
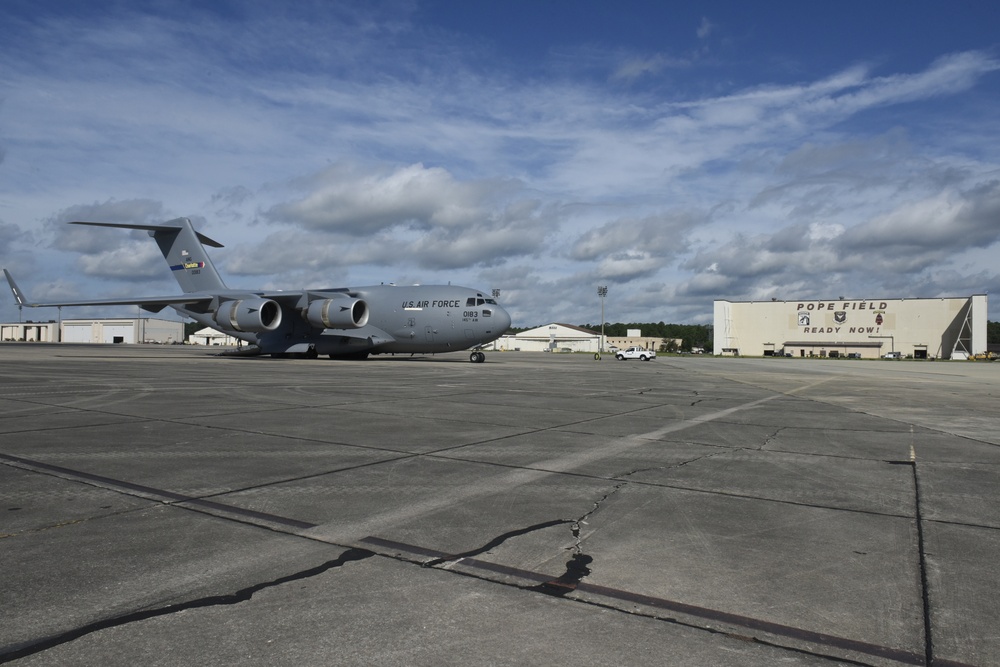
[491,290,502,350]
[597,285,607,353]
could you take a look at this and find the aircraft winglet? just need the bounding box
[3,269,28,306]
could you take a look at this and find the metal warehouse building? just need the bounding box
[714,294,988,359]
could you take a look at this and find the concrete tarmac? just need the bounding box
[1,344,998,666]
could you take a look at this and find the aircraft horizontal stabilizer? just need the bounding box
[71,221,224,248]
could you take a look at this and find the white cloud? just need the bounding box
[595,252,663,281]
[612,54,688,82]
[570,213,699,268]
[48,200,169,254]
[676,177,1000,308]
[836,180,1000,258]
[76,243,165,280]
[265,163,504,234]
[697,17,715,40]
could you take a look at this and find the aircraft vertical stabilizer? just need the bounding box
[71,218,228,294]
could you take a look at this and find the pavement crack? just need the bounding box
[549,481,634,597]
[759,426,785,451]
[559,451,731,599]
[572,482,626,549]
[422,519,572,567]
[0,548,374,664]
[612,449,727,483]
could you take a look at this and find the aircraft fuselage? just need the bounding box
[235,284,510,357]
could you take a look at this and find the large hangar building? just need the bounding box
[714,294,988,359]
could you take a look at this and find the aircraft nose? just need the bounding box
[495,304,512,333]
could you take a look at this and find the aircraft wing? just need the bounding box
[13,294,213,314]
[4,267,327,315]
[4,269,212,313]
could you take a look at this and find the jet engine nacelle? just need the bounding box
[214,298,283,333]
[304,298,370,329]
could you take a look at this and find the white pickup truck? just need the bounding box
[615,346,656,361]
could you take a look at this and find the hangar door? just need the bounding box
[101,324,135,344]
[63,324,93,343]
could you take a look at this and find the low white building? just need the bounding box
[495,323,601,353]
[494,324,678,353]
[187,327,242,347]
[1,318,183,344]
[606,334,680,352]
[1,321,58,342]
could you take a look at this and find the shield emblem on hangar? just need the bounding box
[834,311,846,324]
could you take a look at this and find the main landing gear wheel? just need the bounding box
[470,351,486,363]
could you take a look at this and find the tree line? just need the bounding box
[583,322,713,351]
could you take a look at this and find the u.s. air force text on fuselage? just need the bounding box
[402,300,490,323]
[402,300,462,309]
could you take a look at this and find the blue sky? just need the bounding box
[2,1,999,327]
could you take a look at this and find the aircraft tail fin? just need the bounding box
[71,218,228,294]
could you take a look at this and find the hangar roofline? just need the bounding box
[716,293,988,305]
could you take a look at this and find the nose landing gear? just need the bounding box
[469,351,486,363]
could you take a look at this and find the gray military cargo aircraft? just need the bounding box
[4,218,511,362]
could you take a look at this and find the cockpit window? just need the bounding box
[485,298,497,304]
[466,298,476,307]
